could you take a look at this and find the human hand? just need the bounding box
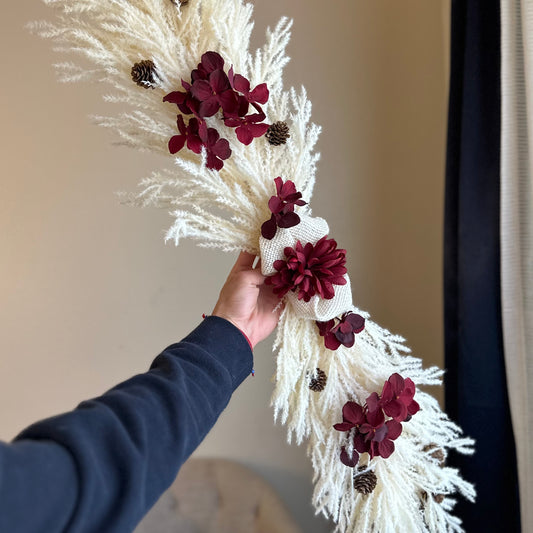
[212,251,283,349]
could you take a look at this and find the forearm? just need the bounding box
[1,316,252,533]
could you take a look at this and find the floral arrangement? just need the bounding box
[334,374,420,464]
[163,51,269,169]
[31,1,476,531]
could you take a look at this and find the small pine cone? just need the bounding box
[266,121,290,145]
[309,368,327,392]
[353,467,378,495]
[423,444,445,466]
[131,60,157,89]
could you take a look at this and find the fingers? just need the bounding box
[231,251,256,273]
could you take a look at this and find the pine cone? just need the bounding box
[131,60,156,89]
[309,368,327,392]
[266,121,290,145]
[423,444,445,466]
[353,466,377,495]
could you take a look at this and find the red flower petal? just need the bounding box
[247,122,270,138]
[190,79,212,101]
[187,135,203,154]
[274,177,283,195]
[212,137,231,160]
[177,115,187,135]
[223,117,241,128]
[408,399,420,416]
[168,134,186,154]
[366,392,380,413]
[324,333,341,350]
[163,91,187,105]
[233,73,250,94]
[268,196,284,214]
[209,69,230,93]
[378,439,395,459]
[198,96,220,118]
[366,406,385,428]
[388,373,405,394]
[277,211,300,228]
[218,90,238,115]
[206,152,223,171]
[373,424,388,443]
[201,51,224,72]
[354,432,371,454]
[340,447,359,468]
[333,422,354,432]
[261,215,277,240]
[236,125,254,145]
[380,380,394,403]
[345,313,365,333]
[386,419,403,440]
[383,399,407,421]
[342,401,365,425]
[250,83,269,104]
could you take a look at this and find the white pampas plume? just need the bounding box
[30,1,475,531]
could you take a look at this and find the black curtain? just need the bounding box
[444,1,521,531]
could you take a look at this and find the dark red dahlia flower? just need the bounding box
[316,312,365,350]
[260,177,307,239]
[379,373,420,422]
[265,236,347,302]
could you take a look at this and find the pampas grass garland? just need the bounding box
[30,1,475,531]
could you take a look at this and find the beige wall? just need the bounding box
[0,1,449,531]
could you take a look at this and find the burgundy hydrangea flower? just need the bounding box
[360,399,402,459]
[334,374,418,466]
[379,373,420,422]
[316,311,365,350]
[261,177,307,239]
[197,120,231,171]
[334,397,401,465]
[168,115,202,154]
[190,69,238,118]
[228,67,269,105]
[265,236,347,302]
[333,401,365,467]
[333,401,366,432]
[163,88,198,116]
[163,50,270,171]
[224,107,270,145]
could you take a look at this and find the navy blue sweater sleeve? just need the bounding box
[0,316,252,533]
